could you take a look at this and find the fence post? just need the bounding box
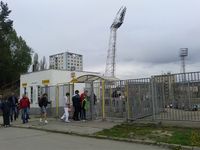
[56,85,59,118]
[125,81,130,121]
[151,77,156,121]
[90,81,94,120]
[109,82,112,118]
[187,81,191,110]
[102,80,105,120]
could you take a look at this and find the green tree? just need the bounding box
[0,1,13,85]
[0,1,32,87]
[9,30,32,78]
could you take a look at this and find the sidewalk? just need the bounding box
[7,116,120,135]
[1,116,200,150]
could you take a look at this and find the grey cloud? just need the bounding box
[3,0,200,78]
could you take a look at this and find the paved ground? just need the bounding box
[6,117,120,135]
[1,116,199,149]
[0,128,169,150]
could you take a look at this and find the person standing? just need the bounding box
[8,92,18,122]
[81,95,89,121]
[1,95,11,127]
[60,92,70,122]
[72,90,80,121]
[80,90,88,120]
[19,94,30,124]
[39,93,50,124]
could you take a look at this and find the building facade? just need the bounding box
[49,52,83,71]
[20,69,100,111]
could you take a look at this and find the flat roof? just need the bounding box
[49,51,82,57]
[21,69,100,76]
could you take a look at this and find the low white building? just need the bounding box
[20,69,101,112]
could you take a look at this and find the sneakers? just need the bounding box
[65,120,70,123]
[40,118,48,124]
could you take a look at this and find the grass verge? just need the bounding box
[95,123,200,147]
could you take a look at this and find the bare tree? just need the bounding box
[32,53,39,72]
[40,56,47,70]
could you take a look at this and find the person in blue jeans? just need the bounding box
[8,92,18,122]
[19,94,30,124]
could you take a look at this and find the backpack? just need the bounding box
[38,97,43,107]
[83,98,89,110]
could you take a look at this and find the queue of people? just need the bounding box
[72,90,90,121]
[0,89,95,127]
[0,93,30,127]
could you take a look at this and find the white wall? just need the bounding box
[20,69,101,108]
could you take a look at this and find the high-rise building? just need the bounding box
[49,52,83,71]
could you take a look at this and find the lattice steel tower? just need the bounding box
[180,48,188,74]
[105,6,126,77]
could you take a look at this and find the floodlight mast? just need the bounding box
[180,48,188,74]
[105,6,126,77]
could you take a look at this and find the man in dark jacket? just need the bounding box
[8,92,18,122]
[1,95,11,127]
[72,90,81,121]
[39,93,50,124]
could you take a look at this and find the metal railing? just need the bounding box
[34,71,200,122]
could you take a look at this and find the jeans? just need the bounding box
[21,108,28,124]
[81,108,86,120]
[3,112,10,126]
[10,107,17,122]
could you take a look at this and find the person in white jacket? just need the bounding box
[61,92,70,122]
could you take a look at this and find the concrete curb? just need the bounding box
[12,125,200,150]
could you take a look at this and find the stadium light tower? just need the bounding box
[105,6,126,77]
[180,48,188,74]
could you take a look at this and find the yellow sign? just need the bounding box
[42,80,50,85]
[22,83,27,87]
[70,78,78,83]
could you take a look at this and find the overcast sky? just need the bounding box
[3,0,200,79]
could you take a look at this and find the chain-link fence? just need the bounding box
[33,71,200,122]
[152,72,200,121]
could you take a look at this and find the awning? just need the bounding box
[71,74,119,83]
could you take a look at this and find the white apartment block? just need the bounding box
[49,52,83,71]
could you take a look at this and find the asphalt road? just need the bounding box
[0,128,169,150]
